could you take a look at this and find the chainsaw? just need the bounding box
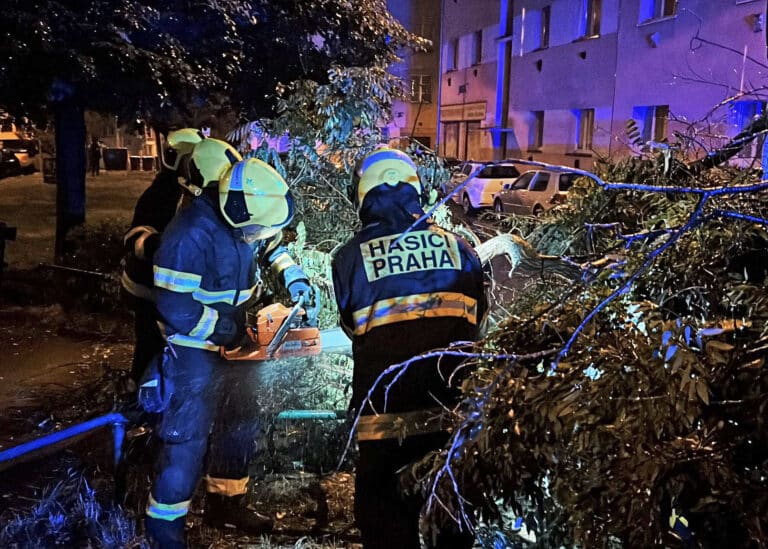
[221,287,350,361]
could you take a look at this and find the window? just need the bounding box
[471,30,483,65]
[582,0,602,37]
[512,172,535,189]
[483,165,521,179]
[409,75,432,103]
[497,165,521,178]
[732,100,765,130]
[447,38,459,71]
[443,122,459,158]
[478,166,495,178]
[417,18,435,42]
[730,100,766,159]
[529,111,544,150]
[465,121,482,159]
[530,173,550,192]
[633,105,669,143]
[541,6,551,49]
[576,109,595,150]
[559,173,578,191]
[639,0,677,23]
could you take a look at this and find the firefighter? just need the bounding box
[121,128,208,385]
[331,148,487,548]
[143,157,312,548]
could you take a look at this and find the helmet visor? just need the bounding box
[239,192,295,242]
[241,225,281,243]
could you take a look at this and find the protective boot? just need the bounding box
[145,516,186,549]
[204,493,274,535]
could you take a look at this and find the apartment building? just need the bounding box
[387,0,442,149]
[439,0,501,160]
[439,0,767,168]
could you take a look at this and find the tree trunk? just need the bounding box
[685,113,768,176]
[53,99,86,262]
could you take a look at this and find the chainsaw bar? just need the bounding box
[266,293,306,357]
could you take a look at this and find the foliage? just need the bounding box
[0,0,424,127]
[226,2,452,250]
[0,470,143,548]
[415,153,768,547]
[0,0,255,128]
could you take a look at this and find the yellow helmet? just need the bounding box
[162,128,204,172]
[219,158,294,238]
[355,148,421,209]
[190,138,242,188]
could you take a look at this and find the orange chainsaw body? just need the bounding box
[221,301,321,361]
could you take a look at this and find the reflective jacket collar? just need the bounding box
[359,184,427,231]
[199,190,245,240]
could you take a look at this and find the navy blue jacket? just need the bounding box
[153,190,306,352]
[332,183,486,414]
[121,170,184,304]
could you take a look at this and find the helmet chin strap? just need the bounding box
[178,180,202,197]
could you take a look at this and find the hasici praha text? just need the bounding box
[360,229,462,282]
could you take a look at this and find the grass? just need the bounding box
[0,468,145,548]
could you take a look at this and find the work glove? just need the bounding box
[209,308,248,349]
[287,279,311,304]
[138,349,174,413]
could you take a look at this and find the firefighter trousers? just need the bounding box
[355,431,475,549]
[146,345,264,521]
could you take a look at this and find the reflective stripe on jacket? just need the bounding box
[356,407,448,441]
[332,183,487,416]
[153,191,306,351]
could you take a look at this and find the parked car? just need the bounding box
[492,169,597,215]
[0,138,39,173]
[0,149,22,179]
[441,160,481,198]
[442,161,521,214]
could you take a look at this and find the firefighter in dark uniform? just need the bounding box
[331,148,487,549]
[142,157,312,548]
[121,128,231,384]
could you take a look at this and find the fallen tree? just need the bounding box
[397,150,768,547]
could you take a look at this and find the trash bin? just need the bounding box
[129,156,141,170]
[141,156,155,171]
[42,155,56,184]
[103,148,128,170]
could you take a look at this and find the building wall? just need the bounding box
[387,0,442,149]
[439,0,501,160]
[452,0,768,170]
[612,0,768,161]
[505,0,622,169]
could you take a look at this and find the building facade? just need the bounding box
[387,0,442,149]
[439,0,768,169]
[439,0,501,161]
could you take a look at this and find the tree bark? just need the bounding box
[53,99,86,262]
[685,113,768,176]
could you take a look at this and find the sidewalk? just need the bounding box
[0,171,154,269]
